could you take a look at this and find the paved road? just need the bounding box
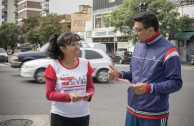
[0,62,194,126]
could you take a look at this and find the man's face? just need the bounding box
[133,22,151,43]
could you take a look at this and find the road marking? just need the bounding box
[0,63,10,67]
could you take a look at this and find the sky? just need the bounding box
[49,0,92,15]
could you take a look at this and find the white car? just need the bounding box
[20,48,113,83]
[0,48,8,62]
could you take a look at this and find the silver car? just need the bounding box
[0,48,8,62]
[20,48,113,83]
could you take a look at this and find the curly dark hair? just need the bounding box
[46,32,81,59]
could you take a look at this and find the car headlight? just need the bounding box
[5,54,8,57]
[22,65,35,69]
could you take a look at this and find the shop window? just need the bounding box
[95,16,102,28]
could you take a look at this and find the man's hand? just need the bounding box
[108,65,120,81]
[68,93,81,102]
[131,82,147,95]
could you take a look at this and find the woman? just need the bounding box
[43,32,95,126]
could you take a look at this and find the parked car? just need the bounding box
[20,48,113,83]
[189,54,194,65]
[10,42,90,68]
[107,52,115,60]
[0,48,8,62]
[113,51,132,64]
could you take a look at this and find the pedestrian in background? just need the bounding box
[108,11,182,126]
[44,32,95,126]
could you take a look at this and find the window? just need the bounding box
[95,16,102,28]
[78,50,82,57]
[85,50,103,59]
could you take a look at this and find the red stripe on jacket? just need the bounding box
[127,107,169,119]
[163,47,178,63]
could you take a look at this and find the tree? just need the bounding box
[104,0,189,43]
[38,13,65,44]
[20,16,41,44]
[0,23,20,51]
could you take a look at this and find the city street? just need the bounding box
[0,62,194,126]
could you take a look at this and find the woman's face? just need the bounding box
[60,41,80,59]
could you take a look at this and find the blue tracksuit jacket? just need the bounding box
[121,33,182,119]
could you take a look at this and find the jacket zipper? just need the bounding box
[134,44,148,116]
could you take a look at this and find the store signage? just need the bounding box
[73,20,85,26]
[93,38,101,42]
[189,23,194,27]
[119,37,128,42]
[95,31,114,37]
[102,38,108,42]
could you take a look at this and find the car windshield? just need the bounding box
[0,48,6,53]
[124,51,131,56]
[39,43,49,52]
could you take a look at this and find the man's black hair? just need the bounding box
[133,11,159,32]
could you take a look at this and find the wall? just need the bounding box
[71,13,91,32]
[0,0,2,25]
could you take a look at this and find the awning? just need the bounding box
[174,32,194,40]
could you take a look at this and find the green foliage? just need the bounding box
[20,16,41,44]
[0,14,69,48]
[20,14,68,45]
[106,0,189,43]
[38,14,63,44]
[0,23,20,49]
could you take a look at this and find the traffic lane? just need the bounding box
[90,81,127,126]
[169,69,194,126]
[90,64,194,126]
[1,64,194,126]
[0,66,50,115]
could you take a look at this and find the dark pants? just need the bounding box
[51,113,90,126]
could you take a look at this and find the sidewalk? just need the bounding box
[181,63,194,70]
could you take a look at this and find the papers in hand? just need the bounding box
[78,91,95,98]
[118,78,133,87]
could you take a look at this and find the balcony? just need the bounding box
[2,0,7,5]
[2,7,7,12]
[2,15,7,19]
[13,10,18,14]
[13,0,18,5]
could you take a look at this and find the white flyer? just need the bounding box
[117,78,133,87]
[78,91,95,98]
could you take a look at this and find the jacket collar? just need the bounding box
[145,29,162,44]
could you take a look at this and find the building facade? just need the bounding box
[88,0,134,53]
[174,1,194,63]
[17,0,42,25]
[71,5,92,39]
[1,0,16,24]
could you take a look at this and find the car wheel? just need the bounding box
[35,69,46,84]
[96,69,109,83]
[119,59,124,64]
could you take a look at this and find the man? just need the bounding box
[108,11,182,126]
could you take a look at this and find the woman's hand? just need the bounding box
[68,93,81,102]
[82,93,91,101]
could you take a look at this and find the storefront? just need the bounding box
[174,20,194,62]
